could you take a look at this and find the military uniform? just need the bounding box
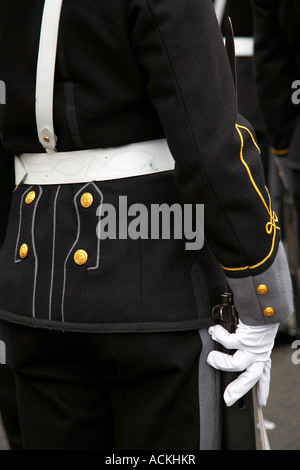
[0,0,293,450]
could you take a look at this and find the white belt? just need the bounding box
[14,139,175,185]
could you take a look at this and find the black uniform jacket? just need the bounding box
[0,0,293,332]
[251,0,300,157]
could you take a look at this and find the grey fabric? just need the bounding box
[226,242,294,325]
[198,328,222,450]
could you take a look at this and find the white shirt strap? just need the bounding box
[35,0,63,153]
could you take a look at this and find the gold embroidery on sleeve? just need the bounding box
[221,124,280,273]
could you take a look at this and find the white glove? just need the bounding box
[206,320,279,407]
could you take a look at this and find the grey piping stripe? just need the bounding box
[14,186,33,263]
[198,328,222,450]
[31,186,43,318]
[48,185,61,320]
[87,182,103,272]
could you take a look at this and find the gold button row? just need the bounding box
[76,193,92,264]
[25,191,94,209]
[21,192,93,265]
[19,245,88,266]
[256,284,275,316]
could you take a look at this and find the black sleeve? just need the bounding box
[128,0,279,277]
[126,0,294,326]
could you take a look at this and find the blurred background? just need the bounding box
[264,334,300,450]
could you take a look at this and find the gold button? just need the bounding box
[25,190,36,205]
[74,249,88,266]
[19,243,29,259]
[257,284,268,295]
[80,192,93,208]
[264,307,275,317]
[43,135,50,143]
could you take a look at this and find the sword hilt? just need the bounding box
[212,291,238,333]
[211,291,257,449]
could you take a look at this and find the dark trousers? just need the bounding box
[0,366,22,450]
[0,320,213,450]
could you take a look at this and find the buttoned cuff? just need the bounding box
[225,242,294,325]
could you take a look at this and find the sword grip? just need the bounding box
[212,291,256,449]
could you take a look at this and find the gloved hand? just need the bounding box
[206,320,279,407]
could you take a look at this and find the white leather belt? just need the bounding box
[14,139,175,185]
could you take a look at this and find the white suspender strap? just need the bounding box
[35,0,63,153]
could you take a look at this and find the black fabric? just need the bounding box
[251,0,300,153]
[0,0,281,331]
[1,319,203,451]
[236,57,266,134]
[0,144,14,247]
[0,365,22,450]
